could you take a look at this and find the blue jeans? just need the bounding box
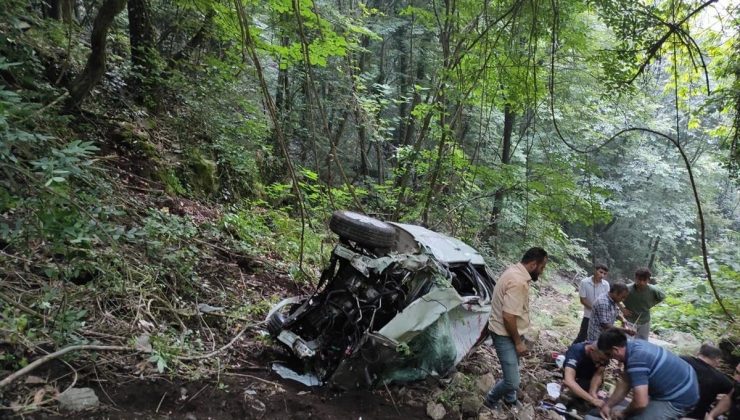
[485,333,520,406]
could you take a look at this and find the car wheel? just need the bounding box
[329,211,396,248]
[267,312,285,337]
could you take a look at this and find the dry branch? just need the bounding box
[0,345,132,390]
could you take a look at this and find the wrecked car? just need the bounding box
[265,211,495,389]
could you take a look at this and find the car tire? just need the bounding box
[329,211,396,248]
[267,312,285,337]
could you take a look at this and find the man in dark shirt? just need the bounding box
[680,344,733,419]
[706,362,740,420]
[562,341,607,408]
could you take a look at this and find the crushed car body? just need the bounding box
[265,211,495,389]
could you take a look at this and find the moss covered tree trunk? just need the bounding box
[127,0,157,103]
[67,0,127,109]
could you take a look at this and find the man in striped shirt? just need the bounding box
[592,328,699,420]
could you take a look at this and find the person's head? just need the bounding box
[634,267,652,290]
[697,344,724,368]
[521,247,548,281]
[593,263,609,282]
[585,342,609,364]
[608,282,629,303]
[597,328,628,361]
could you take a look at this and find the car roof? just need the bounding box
[389,223,486,265]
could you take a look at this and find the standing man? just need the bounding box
[622,267,665,340]
[484,247,548,410]
[573,263,610,345]
[590,328,699,420]
[680,344,733,419]
[586,283,633,343]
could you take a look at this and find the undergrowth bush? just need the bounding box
[652,238,740,341]
[221,204,327,279]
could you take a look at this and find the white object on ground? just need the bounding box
[271,363,322,386]
[546,382,562,399]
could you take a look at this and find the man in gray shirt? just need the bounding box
[572,263,610,345]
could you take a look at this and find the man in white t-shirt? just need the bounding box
[572,263,609,345]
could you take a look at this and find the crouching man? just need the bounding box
[588,328,699,420]
[562,340,608,408]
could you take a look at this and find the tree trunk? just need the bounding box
[171,10,215,63]
[355,36,371,178]
[46,0,74,22]
[66,0,127,109]
[127,0,156,91]
[487,103,515,240]
[646,236,660,271]
[394,23,411,147]
[421,0,453,225]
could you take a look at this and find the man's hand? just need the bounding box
[590,397,604,408]
[611,408,625,420]
[515,341,528,356]
[599,404,612,419]
[621,307,633,317]
[624,328,636,336]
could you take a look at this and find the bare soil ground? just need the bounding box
[3,271,586,420]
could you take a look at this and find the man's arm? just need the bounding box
[502,311,526,355]
[588,366,605,398]
[621,385,649,417]
[579,296,592,310]
[653,287,666,304]
[608,324,636,336]
[706,389,733,420]
[563,367,601,406]
[600,372,631,419]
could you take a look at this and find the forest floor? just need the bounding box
[10,269,593,420]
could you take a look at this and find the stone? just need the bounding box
[450,371,466,384]
[476,373,494,393]
[518,403,535,420]
[666,331,701,355]
[426,401,446,420]
[461,395,483,416]
[57,387,99,411]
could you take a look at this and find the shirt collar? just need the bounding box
[515,262,532,281]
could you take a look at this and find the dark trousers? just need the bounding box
[572,316,589,345]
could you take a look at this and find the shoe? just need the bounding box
[483,400,499,411]
[483,399,521,411]
[503,400,523,411]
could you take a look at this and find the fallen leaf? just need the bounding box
[33,388,46,405]
[135,334,153,353]
[24,375,46,384]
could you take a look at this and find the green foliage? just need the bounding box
[653,238,740,339]
[254,0,351,68]
[221,204,327,275]
[139,209,201,285]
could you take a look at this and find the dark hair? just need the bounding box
[635,267,652,280]
[698,344,723,360]
[521,247,548,264]
[597,328,627,352]
[595,263,609,272]
[610,282,628,294]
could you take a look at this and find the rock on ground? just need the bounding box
[58,387,99,411]
[476,373,494,393]
[426,401,446,420]
[461,394,483,416]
